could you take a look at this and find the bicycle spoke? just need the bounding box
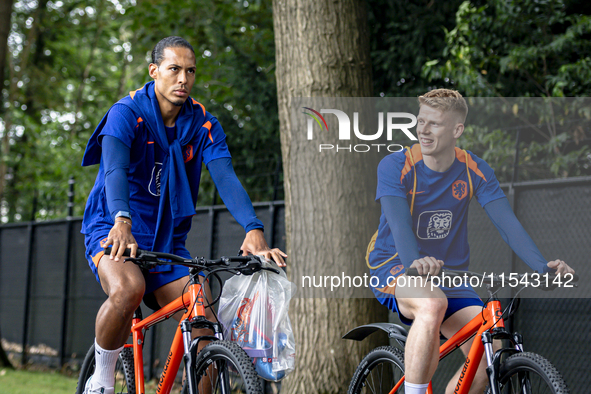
[367,367,376,393]
[114,365,127,394]
[502,366,561,394]
[194,343,258,393]
[378,362,383,393]
[363,362,400,394]
[351,347,405,394]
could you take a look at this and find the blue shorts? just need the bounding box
[377,293,484,326]
[84,230,191,295]
[371,268,484,326]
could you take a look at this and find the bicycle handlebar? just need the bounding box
[102,247,280,275]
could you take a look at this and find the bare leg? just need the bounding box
[85,255,146,392]
[396,276,448,384]
[96,255,146,349]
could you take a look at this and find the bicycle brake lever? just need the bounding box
[262,267,280,274]
[123,256,142,263]
[238,260,263,275]
[123,256,157,270]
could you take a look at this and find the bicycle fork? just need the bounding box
[181,320,198,394]
[181,273,231,394]
[482,330,527,394]
[181,318,230,394]
[483,332,499,394]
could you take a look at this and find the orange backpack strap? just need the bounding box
[463,149,474,200]
[366,147,417,270]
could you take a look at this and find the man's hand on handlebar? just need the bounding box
[100,223,138,261]
[547,259,575,276]
[240,228,287,267]
[408,256,444,276]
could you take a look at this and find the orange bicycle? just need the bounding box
[344,269,578,394]
[76,248,278,394]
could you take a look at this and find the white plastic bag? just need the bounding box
[218,258,296,381]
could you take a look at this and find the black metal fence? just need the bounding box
[0,202,285,377]
[419,176,591,393]
[1,176,590,392]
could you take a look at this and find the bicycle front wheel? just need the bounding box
[348,346,405,394]
[76,343,136,394]
[489,352,569,394]
[189,340,262,394]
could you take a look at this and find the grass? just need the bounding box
[0,368,78,394]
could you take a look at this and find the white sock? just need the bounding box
[91,339,124,389]
[405,381,430,394]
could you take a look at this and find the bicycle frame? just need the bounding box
[389,299,505,394]
[125,279,208,394]
[86,250,274,394]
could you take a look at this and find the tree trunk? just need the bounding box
[0,0,13,88]
[0,5,16,366]
[0,0,47,217]
[273,1,388,392]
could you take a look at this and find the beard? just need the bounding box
[166,95,186,107]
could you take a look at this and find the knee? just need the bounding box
[108,280,145,315]
[413,297,448,324]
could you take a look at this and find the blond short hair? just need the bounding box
[418,89,468,123]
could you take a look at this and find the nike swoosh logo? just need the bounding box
[407,190,425,195]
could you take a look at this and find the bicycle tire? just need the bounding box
[188,340,262,394]
[348,346,405,394]
[76,344,136,394]
[486,352,569,394]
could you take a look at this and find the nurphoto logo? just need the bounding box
[302,107,418,153]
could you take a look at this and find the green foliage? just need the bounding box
[2,0,131,222]
[423,0,591,97]
[2,0,590,223]
[1,0,280,223]
[420,0,591,181]
[368,0,465,97]
[457,98,591,181]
